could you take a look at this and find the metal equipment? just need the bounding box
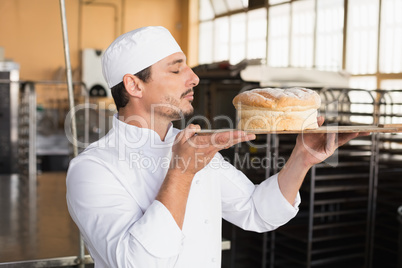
[82,48,110,97]
[0,60,20,174]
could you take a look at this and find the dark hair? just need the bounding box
[111,66,152,110]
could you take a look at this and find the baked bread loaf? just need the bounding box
[232,87,321,131]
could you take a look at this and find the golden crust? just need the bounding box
[232,87,321,111]
[233,87,321,131]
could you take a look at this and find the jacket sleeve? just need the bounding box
[218,153,301,232]
[66,157,184,268]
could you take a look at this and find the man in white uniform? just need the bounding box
[66,26,363,267]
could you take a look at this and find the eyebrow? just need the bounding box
[167,59,184,66]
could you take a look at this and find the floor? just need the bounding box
[0,172,84,265]
[0,172,231,268]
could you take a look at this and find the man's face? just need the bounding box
[142,52,200,121]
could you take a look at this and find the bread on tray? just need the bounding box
[232,87,321,131]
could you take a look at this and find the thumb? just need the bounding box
[317,116,325,127]
[178,124,200,143]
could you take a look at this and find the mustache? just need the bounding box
[180,88,194,99]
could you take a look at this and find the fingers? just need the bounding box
[337,132,358,147]
[358,132,371,137]
[336,131,371,148]
[338,131,373,147]
[187,130,256,151]
[172,128,256,175]
[211,131,256,150]
[317,116,325,127]
[325,133,337,153]
[177,124,201,143]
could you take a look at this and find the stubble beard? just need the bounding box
[154,95,194,121]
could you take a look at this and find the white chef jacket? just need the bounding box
[66,114,300,268]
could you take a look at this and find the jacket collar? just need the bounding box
[113,113,176,150]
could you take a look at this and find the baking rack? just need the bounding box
[370,89,402,268]
[229,87,402,268]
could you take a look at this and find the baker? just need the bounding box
[66,26,364,268]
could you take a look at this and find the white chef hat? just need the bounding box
[101,26,182,88]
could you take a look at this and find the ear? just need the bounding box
[123,74,144,98]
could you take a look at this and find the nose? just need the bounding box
[187,67,200,88]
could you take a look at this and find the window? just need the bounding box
[349,76,377,90]
[290,0,315,68]
[268,4,290,67]
[247,8,267,60]
[269,0,289,4]
[211,0,229,15]
[198,0,402,90]
[226,0,248,11]
[315,0,344,71]
[210,0,249,14]
[199,0,214,21]
[381,79,402,90]
[380,79,402,124]
[230,13,247,64]
[348,77,377,124]
[199,21,214,64]
[213,17,230,62]
[379,0,402,73]
[346,0,379,74]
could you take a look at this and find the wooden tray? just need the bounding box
[196,124,402,135]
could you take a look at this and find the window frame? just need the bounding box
[198,0,402,90]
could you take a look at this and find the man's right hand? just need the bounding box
[170,124,256,175]
[157,124,255,229]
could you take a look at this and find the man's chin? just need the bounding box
[173,110,194,121]
[171,108,194,122]
[184,107,194,117]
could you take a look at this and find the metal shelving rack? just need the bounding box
[370,89,402,268]
[272,88,378,268]
[0,61,20,174]
[230,87,402,268]
[18,82,37,180]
